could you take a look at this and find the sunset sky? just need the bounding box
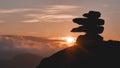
[0,0,120,40]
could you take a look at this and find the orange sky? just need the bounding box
[0,0,119,41]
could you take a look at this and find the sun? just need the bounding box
[66,37,75,44]
[61,36,75,44]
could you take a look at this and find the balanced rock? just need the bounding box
[71,11,104,42]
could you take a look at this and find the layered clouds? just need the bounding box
[0,35,70,59]
[0,35,72,68]
[0,5,79,23]
[23,5,79,23]
[0,4,80,37]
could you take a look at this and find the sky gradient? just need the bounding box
[0,0,120,40]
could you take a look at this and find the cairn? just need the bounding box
[37,11,120,68]
[71,11,105,46]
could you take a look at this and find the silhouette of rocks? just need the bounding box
[71,11,105,44]
[37,40,120,68]
[37,11,120,68]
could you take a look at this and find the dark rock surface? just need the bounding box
[37,40,120,68]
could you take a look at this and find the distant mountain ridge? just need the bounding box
[0,35,67,59]
[0,53,42,68]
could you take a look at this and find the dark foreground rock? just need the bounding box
[37,40,120,68]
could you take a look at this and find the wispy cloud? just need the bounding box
[22,5,79,23]
[44,5,80,14]
[0,5,79,14]
[0,5,79,23]
[22,19,40,23]
[40,15,75,19]
[22,14,76,23]
[0,8,41,14]
[25,14,75,19]
[0,35,68,59]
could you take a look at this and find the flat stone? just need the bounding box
[73,18,104,25]
[71,26,104,34]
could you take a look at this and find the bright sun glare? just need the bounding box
[61,37,75,44]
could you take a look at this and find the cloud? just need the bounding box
[0,5,79,23]
[22,5,78,23]
[0,8,41,14]
[44,5,80,14]
[49,5,79,9]
[0,35,68,59]
[0,5,79,14]
[22,19,40,23]
[22,14,76,23]
[39,15,75,19]
[21,5,79,23]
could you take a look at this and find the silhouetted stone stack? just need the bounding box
[37,11,120,68]
[71,11,105,46]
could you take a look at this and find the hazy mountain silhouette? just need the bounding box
[0,53,42,68]
[37,11,120,68]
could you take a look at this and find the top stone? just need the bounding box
[83,11,101,19]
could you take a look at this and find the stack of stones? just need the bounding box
[71,11,105,46]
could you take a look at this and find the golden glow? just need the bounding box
[61,36,75,45]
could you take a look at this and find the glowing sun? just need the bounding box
[61,36,75,44]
